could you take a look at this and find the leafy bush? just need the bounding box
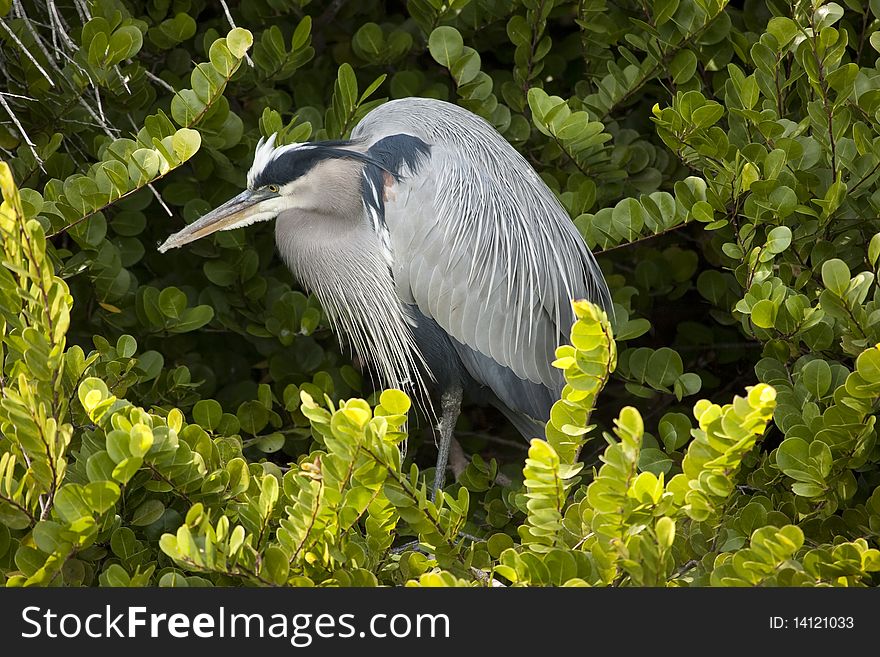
[2,0,880,586]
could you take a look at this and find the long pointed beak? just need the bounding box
[158,189,275,253]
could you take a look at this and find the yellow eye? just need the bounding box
[267,184,279,193]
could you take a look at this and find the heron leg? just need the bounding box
[432,381,463,500]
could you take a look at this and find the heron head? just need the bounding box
[158,134,371,253]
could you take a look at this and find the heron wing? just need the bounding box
[352,98,610,409]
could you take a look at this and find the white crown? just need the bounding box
[246,133,314,188]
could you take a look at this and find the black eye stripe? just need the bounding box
[250,141,393,189]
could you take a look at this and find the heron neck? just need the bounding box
[274,211,430,402]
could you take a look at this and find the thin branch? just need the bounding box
[671,559,699,580]
[805,14,836,179]
[46,0,76,51]
[849,158,880,195]
[92,86,110,130]
[145,462,193,505]
[77,97,117,139]
[144,69,176,93]
[520,0,550,101]
[72,0,89,22]
[11,0,64,79]
[0,93,44,170]
[46,163,183,238]
[0,491,37,525]
[0,18,55,87]
[114,65,132,94]
[596,221,691,255]
[289,478,323,564]
[148,184,172,216]
[0,90,35,101]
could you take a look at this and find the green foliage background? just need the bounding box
[2,0,880,586]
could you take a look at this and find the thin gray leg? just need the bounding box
[432,381,463,500]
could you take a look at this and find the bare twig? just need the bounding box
[671,559,699,580]
[596,222,691,255]
[93,87,109,127]
[148,184,173,216]
[77,97,117,138]
[0,91,35,101]
[390,539,422,554]
[11,0,64,78]
[0,18,55,86]
[73,0,90,22]
[0,93,44,170]
[58,117,117,130]
[114,65,132,94]
[46,0,76,51]
[144,69,176,93]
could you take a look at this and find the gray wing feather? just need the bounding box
[352,98,610,412]
[454,340,556,424]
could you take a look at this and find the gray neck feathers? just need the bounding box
[275,208,431,407]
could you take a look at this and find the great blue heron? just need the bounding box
[159,97,611,495]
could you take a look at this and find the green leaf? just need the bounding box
[107,26,143,65]
[645,348,683,388]
[226,27,254,58]
[821,259,850,296]
[654,0,680,25]
[670,49,697,84]
[428,26,464,67]
[740,162,760,192]
[674,372,702,400]
[237,400,269,435]
[100,564,132,587]
[171,128,201,162]
[767,17,798,46]
[127,149,160,186]
[611,198,645,241]
[53,486,91,524]
[656,517,675,549]
[765,226,792,254]
[255,432,285,453]
[353,22,384,57]
[776,438,813,478]
[751,299,777,329]
[691,103,724,128]
[193,399,223,431]
[131,500,165,526]
[83,481,120,515]
[158,287,186,320]
[801,360,832,398]
[659,413,691,452]
[86,452,116,483]
[378,389,411,415]
[170,305,214,333]
[33,521,66,553]
[112,457,143,484]
[261,545,289,584]
[869,234,880,267]
[116,334,137,358]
